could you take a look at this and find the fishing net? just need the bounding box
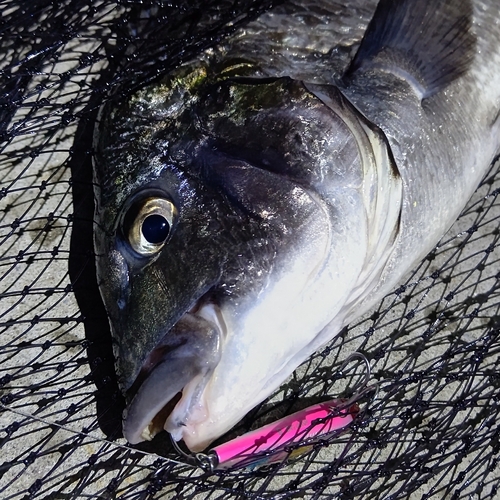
[1,1,499,498]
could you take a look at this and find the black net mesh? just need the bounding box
[1,1,499,498]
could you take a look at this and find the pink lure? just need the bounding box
[209,399,358,470]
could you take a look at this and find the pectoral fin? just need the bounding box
[345,0,476,99]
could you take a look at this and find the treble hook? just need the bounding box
[334,352,379,411]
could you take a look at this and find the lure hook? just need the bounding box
[338,352,372,393]
[170,435,218,472]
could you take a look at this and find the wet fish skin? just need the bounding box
[93,0,500,451]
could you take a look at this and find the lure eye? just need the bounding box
[124,197,177,256]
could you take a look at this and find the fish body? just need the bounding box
[93,0,500,451]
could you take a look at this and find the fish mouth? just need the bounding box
[122,299,224,446]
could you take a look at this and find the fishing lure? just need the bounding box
[172,354,377,471]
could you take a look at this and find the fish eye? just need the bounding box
[124,197,177,256]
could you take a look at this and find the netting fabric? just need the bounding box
[0,1,499,498]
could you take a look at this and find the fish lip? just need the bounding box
[122,296,224,445]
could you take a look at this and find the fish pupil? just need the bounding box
[142,214,170,244]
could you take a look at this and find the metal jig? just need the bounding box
[170,352,377,472]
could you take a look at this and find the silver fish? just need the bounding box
[93,0,500,452]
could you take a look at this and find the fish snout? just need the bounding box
[122,307,222,445]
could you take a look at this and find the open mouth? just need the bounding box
[123,299,224,446]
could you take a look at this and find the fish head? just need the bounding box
[93,64,380,451]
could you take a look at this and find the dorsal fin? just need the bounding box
[345,0,476,99]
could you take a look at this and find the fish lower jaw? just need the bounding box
[124,364,214,447]
[123,302,223,447]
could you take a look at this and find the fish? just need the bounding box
[92,0,500,452]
